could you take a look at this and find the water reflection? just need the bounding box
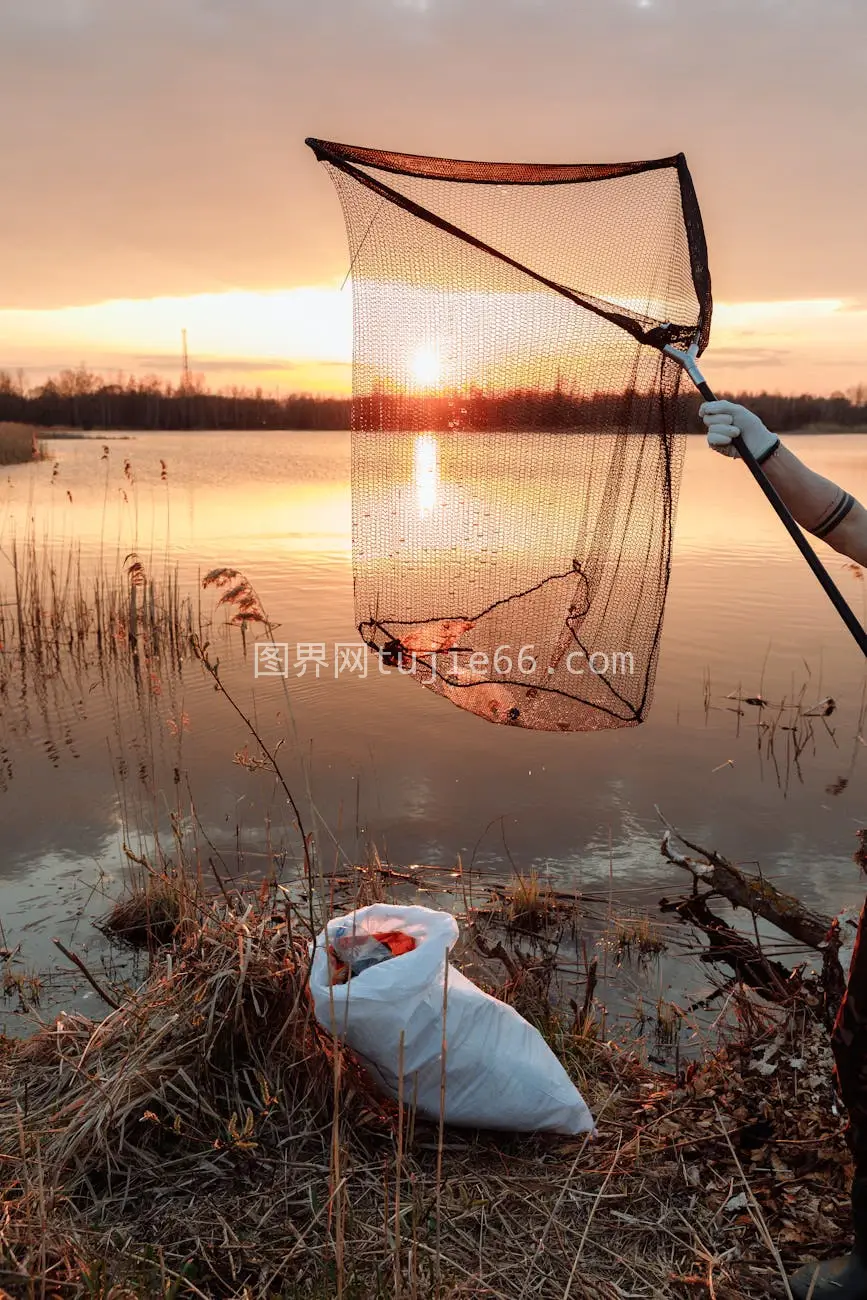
[413,433,439,518]
[0,430,866,1035]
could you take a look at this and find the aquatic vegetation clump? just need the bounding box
[0,422,41,466]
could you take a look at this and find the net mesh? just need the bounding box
[307,138,713,732]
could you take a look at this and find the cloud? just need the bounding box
[134,354,348,374]
[0,0,100,31]
[704,346,788,367]
[812,358,867,368]
[0,0,866,314]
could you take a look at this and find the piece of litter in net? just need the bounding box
[400,619,476,655]
[440,663,520,722]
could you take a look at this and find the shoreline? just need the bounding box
[0,856,853,1299]
[24,424,867,439]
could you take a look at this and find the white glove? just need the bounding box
[699,400,780,463]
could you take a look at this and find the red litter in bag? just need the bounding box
[373,931,416,957]
[328,926,416,984]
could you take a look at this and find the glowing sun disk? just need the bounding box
[410,346,443,386]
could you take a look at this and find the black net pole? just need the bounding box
[693,376,867,659]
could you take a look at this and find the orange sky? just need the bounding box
[1,0,865,397]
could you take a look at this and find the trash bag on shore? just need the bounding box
[308,903,595,1135]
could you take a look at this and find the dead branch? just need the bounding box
[658,823,834,952]
[571,955,599,1034]
[658,893,801,1007]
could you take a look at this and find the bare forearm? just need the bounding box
[762,444,867,565]
[700,399,867,564]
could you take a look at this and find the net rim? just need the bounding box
[306,136,713,353]
[306,136,685,186]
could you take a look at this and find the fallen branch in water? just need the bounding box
[472,930,520,980]
[657,813,834,950]
[659,893,801,1008]
[657,813,849,1024]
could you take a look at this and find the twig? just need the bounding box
[713,1102,795,1300]
[562,1131,623,1299]
[473,931,519,979]
[191,634,314,881]
[51,937,121,1010]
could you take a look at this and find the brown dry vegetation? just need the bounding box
[0,537,202,698]
[0,423,41,466]
[0,861,855,1300]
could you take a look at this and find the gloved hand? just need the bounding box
[699,400,780,464]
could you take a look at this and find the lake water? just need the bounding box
[1,430,865,1035]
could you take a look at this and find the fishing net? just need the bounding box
[307,138,713,731]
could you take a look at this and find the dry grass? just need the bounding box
[504,871,557,930]
[98,853,197,948]
[0,865,855,1300]
[0,534,201,693]
[613,915,667,961]
[701,660,866,795]
[0,422,41,466]
[654,996,683,1046]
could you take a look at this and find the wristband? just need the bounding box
[814,492,856,540]
[755,437,780,466]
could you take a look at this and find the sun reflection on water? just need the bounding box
[413,433,439,517]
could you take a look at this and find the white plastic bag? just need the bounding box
[308,903,595,1135]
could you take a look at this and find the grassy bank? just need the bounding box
[0,422,41,466]
[0,861,853,1299]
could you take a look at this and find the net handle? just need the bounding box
[664,341,867,659]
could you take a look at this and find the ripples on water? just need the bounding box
[1,431,865,1035]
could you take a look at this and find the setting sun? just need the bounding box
[410,345,443,388]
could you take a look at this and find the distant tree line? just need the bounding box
[720,386,867,433]
[1,366,866,434]
[0,367,351,431]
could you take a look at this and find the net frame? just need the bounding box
[307,136,712,355]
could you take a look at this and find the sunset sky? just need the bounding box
[1,0,865,397]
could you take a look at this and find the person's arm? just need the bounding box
[700,400,867,566]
